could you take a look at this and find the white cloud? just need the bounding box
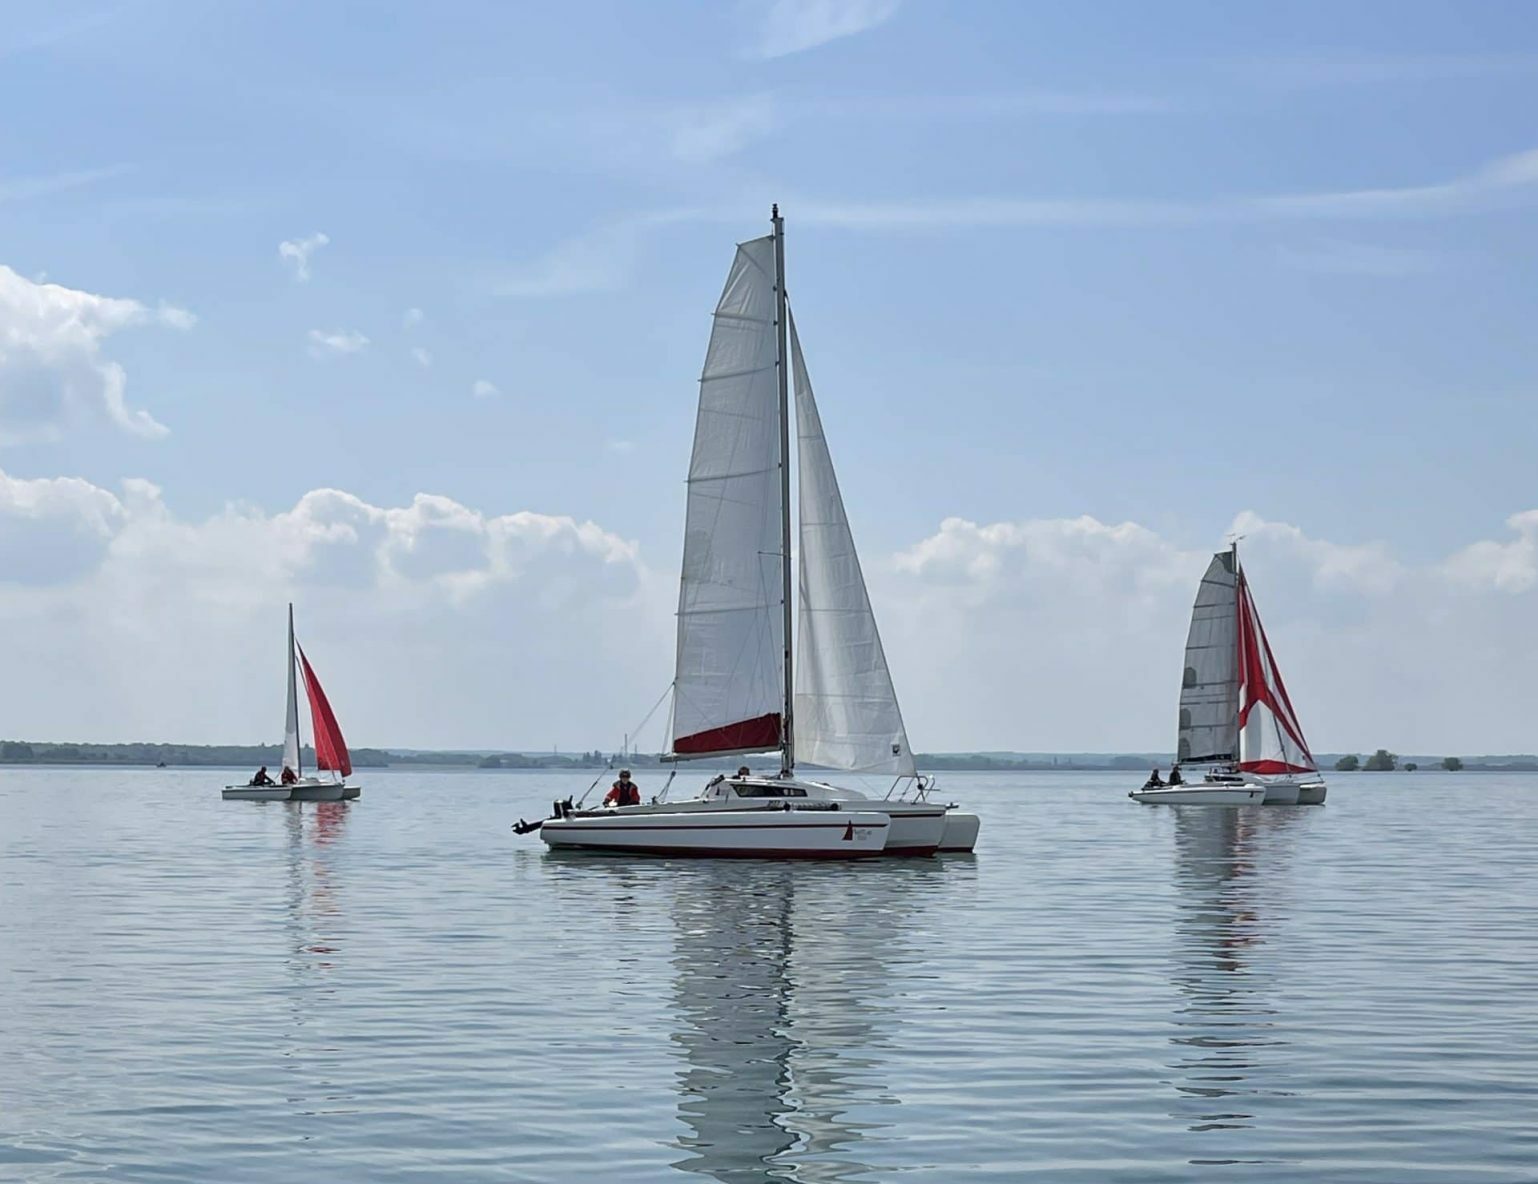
[0,265,191,443]
[749,0,900,59]
[471,379,499,399]
[1442,511,1538,593]
[402,307,424,329]
[307,328,369,358]
[278,232,330,282]
[410,346,432,368]
[0,467,660,748]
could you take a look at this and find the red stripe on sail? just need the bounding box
[1236,574,1313,762]
[674,712,781,756]
[297,644,352,777]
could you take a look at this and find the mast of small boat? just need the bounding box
[287,603,302,779]
[772,203,794,776]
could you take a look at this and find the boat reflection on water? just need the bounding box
[667,861,954,1182]
[1166,806,1304,1149]
[545,856,958,1182]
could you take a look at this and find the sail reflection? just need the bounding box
[662,862,941,1182]
[1166,807,1303,1139]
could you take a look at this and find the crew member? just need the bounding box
[250,766,275,786]
[604,769,641,807]
[281,765,298,785]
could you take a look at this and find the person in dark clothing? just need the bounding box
[280,766,298,785]
[1143,768,1165,789]
[604,769,641,807]
[250,766,275,786]
[1168,764,1184,786]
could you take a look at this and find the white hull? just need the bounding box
[1130,785,1266,805]
[541,807,890,858]
[938,811,980,852]
[222,785,290,801]
[1297,781,1327,805]
[1260,781,1301,805]
[290,781,347,802]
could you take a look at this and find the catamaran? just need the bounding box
[222,604,359,802]
[1131,544,1325,806]
[524,208,978,857]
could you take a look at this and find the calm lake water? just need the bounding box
[1,768,1534,1182]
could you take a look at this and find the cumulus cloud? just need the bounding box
[471,379,498,398]
[0,467,660,749]
[749,0,900,59]
[880,510,1538,755]
[307,328,369,358]
[278,232,329,282]
[410,346,432,368]
[0,265,191,443]
[402,307,424,329]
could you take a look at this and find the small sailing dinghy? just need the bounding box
[519,208,977,857]
[223,605,359,802]
[1131,544,1325,806]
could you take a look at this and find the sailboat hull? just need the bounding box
[289,781,346,802]
[1297,781,1327,805]
[938,811,980,852]
[540,808,890,858]
[222,785,290,802]
[1130,785,1266,805]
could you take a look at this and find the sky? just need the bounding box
[3,0,1538,755]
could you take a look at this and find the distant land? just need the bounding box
[2,741,1536,773]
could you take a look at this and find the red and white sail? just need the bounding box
[297,643,352,778]
[1235,569,1316,776]
[671,235,786,758]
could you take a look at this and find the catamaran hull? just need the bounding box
[340,785,361,800]
[1130,785,1266,805]
[540,809,890,858]
[1259,781,1301,805]
[879,805,948,855]
[1297,781,1327,805]
[289,781,347,802]
[222,785,290,801]
[938,811,980,852]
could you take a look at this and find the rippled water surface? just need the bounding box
[2,768,1535,1182]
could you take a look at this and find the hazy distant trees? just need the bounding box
[1363,749,1398,771]
[1334,754,1360,771]
[1404,762,1418,772]
[1441,756,1463,771]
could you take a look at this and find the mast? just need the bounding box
[289,603,301,778]
[772,203,793,774]
[1230,540,1241,765]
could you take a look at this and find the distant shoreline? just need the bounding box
[3,741,1536,773]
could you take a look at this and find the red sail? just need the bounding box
[297,644,352,777]
[673,712,782,757]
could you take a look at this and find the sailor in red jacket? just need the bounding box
[603,769,641,807]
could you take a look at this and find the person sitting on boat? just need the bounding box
[1143,768,1165,789]
[280,765,298,785]
[604,770,641,807]
[1168,764,1184,786]
[250,765,275,787]
[736,765,751,779]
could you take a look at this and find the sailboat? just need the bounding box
[1131,544,1325,806]
[222,604,360,802]
[528,208,978,857]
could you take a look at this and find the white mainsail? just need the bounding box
[790,313,915,777]
[671,235,787,758]
[1176,551,1240,765]
[281,603,301,775]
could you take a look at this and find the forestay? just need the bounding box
[672,236,786,758]
[789,313,915,777]
[1236,571,1316,775]
[1177,551,1240,764]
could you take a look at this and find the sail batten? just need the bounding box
[670,235,787,759]
[790,313,915,777]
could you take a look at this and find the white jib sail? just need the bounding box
[282,604,301,775]
[790,312,916,777]
[1177,551,1239,765]
[671,235,787,758]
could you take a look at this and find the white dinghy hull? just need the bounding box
[289,780,347,802]
[1130,785,1266,806]
[540,808,890,859]
[222,785,291,802]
